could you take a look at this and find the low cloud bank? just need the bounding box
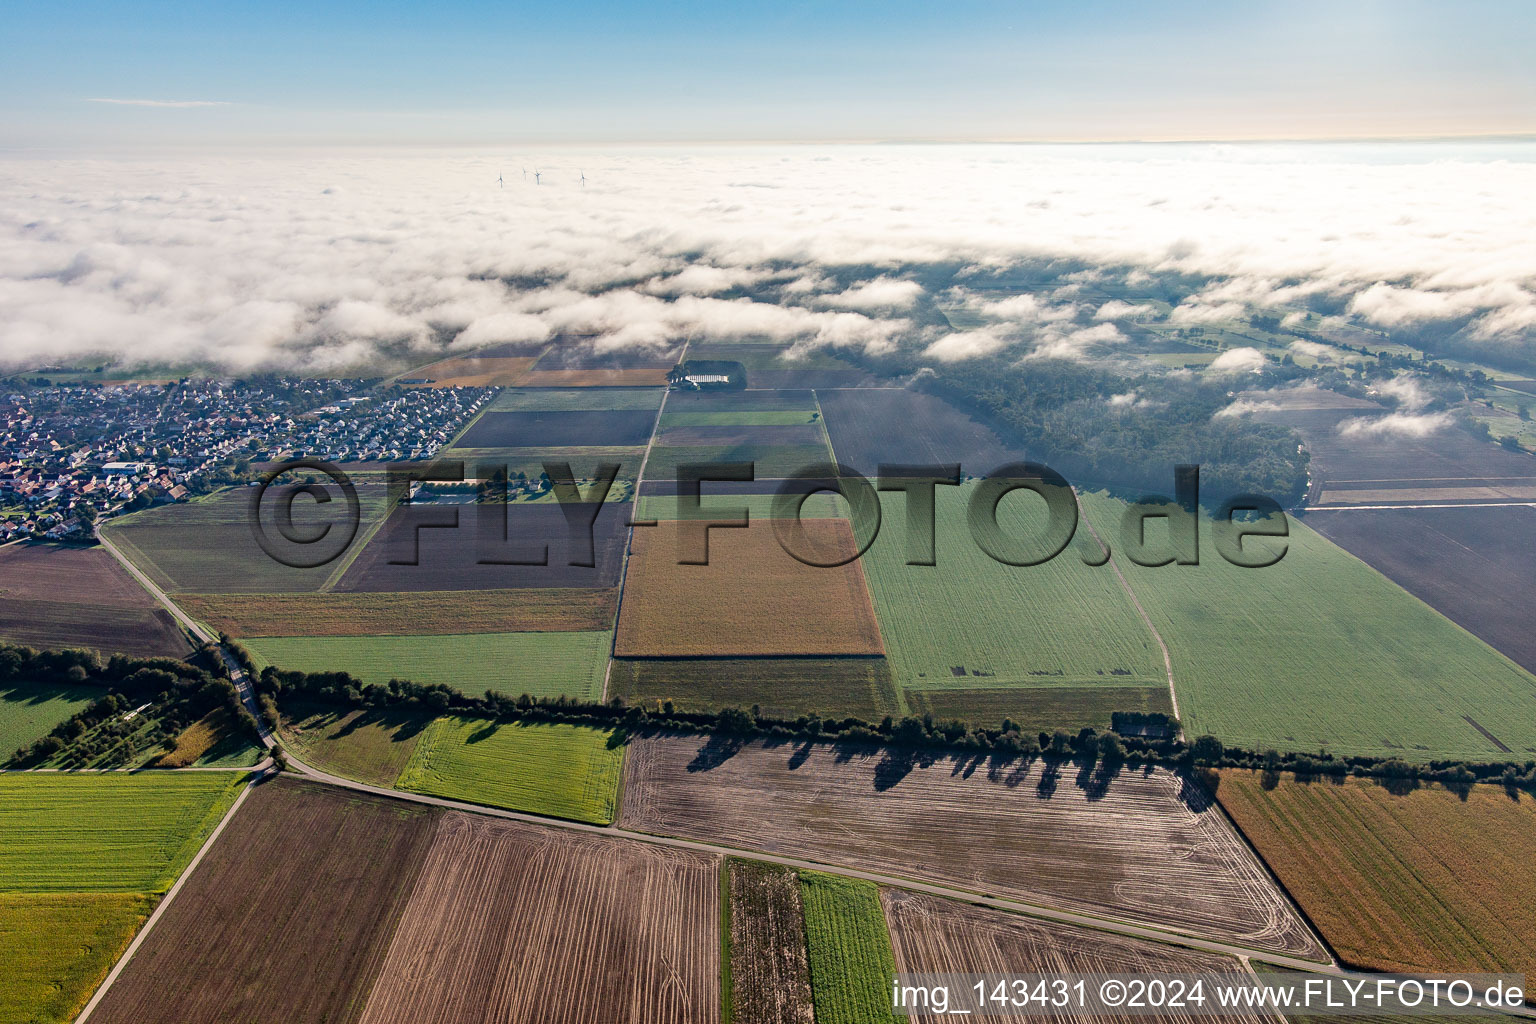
[0,144,1532,372]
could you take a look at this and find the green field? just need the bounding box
[244,631,612,701]
[861,484,1165,698]
[103,487,393,594]
[644,444,835,481]
[1077,492,1536,760]
[395,718,624,823]
[608,657,901,721]
[279,702,433,786]
[0,681,99,761]
[0,893,152,1024]
[0,773,245,892]
[799,873,899,1024]
[905,683,1175,733]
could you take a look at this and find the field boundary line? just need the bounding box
[1071,488,1181,727]
[96,529,215,646]
[73,775,260,1024]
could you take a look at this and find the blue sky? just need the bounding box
[3,0,1533,146]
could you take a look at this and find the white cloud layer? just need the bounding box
[1337,411,1455,438]
[0,144,1532,372]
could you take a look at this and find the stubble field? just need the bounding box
[619,735,1322,959]
[1216,770,1536,978]
[357,812,721,1024]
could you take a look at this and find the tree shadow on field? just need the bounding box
[1176,771,1216,813]
[1035,760,1061,799]
[1074,758,1122,801]
[687,733,745,772]
[330,706,431,745]
[787,740,816,770]
[873,747,940,792]
[951,752,987,779]
[466,720,501,744]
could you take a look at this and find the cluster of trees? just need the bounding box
[2,642,257,767]
[248,655,1535,790]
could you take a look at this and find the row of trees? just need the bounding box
[245,651,1536,790]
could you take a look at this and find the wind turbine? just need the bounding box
[534,170,542,185]
[579,169,587,186]
[497,172,504,189]
[521,167,527,180]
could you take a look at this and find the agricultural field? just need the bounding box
[798,872,899,1024]
[1076,491,1536,760]
[0,893,151,1024]
[88,778,441,1024]
[487,386,666,412]
[103,485,394,594]
[0,541,191,658]
[620,735,1323,958]
[726,860,815,1024]
[607,657,902,721]
[615,518,884,657]
[335,501,629,591]
[904,683,1175,733]
[1307,505,1536,677]
[0,773,245,893]
[1216,770,1536,978]
[244,629,611,699]
[882,889,1270,1024]
[818,386,1023,476]
[279,701,433,786]
[666,389,818,413]
[395,717,624,823]
[0,679,99,760]
[178,586,618,636]
[859,483,1165,699]
[661,410,823,428]
[655,422,826,447]
[644,444,836,482]
[522,367,674,387]
[357,812,721,1024]
[454,408,659,448]
[636,490,847,523]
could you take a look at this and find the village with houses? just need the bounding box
[0,375,493,543]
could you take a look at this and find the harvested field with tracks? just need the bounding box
[89,778,440,1024]
[727,860,815,1024]
[615,519,884,657]
[1216,770,1536,978]
[882,890,1270,1024]
[178,587,617,636]
[0,541,191,658]
[358,812,721,1024]
[621,735,1322,958]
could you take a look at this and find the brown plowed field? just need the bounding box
[178,587,617,636]
[358,811,720,1024]
[614,519,884,657]
[0,541,191,658]
[620,736,1323,959]
[728,860,815,1024]
[337,502,629,591]
[882,889,1270,1024]
[90,777,440,1024]
[522,368,673,387]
